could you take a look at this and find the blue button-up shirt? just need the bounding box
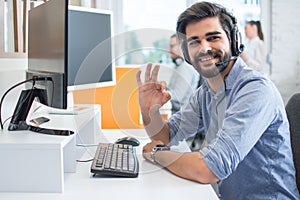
[167,58,300,199]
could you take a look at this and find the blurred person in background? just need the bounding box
[241,20,267,74]
[167,33,200,114]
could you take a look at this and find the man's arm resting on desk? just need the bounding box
[143,141,219,184]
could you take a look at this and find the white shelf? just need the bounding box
[0,105,101,193]
[0,131,75,192]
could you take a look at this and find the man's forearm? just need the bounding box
[154,151,219,184]
[142,109,170,144]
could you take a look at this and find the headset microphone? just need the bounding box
[215,57,237,72]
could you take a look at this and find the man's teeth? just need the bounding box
[200,56,213,62]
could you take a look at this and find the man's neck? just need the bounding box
[207,60,234,93]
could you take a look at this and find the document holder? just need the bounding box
[8,88,48,131]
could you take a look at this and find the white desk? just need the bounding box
[0,129,218,200]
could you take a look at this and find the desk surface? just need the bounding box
[0,129,218,200]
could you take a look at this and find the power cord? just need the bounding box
[75,132,98,162]
[3,83,36,129]
[0,76,53,130]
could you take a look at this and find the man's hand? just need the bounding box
[136,63,171,121]
[136,62,171,144]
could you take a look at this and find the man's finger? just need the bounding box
[160,81,167,91]
[151,64,160,82]
[136,70,142,86]
[145,62,152,82]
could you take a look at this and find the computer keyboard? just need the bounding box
[91,143,139,178]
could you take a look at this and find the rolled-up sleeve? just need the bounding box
[200,77,277,180]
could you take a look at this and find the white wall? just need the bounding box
[268,0,300,103]
[0,58,27,127]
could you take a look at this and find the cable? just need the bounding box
[0,78,34,130]
[0,76,52,130]
[2,116,12,127]
[49,79,55,107]
[75,132,99,162]
[76,158,94,163]
[8,83,38,131]
[6,83,36,129]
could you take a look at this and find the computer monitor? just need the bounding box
[27,0,116,109]
[68,6,115,91]
[27,0,67,109]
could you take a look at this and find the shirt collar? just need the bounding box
[224,57,246,90]
[201,57,246,92]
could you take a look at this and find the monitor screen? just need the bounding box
[27,0,115,109]
[68,6,115,91]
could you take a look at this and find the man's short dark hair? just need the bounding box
[176,2,235,43]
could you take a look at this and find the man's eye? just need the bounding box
[188,40,199,46]
[207,36,219,41]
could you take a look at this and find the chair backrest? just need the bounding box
[286,93,300,192]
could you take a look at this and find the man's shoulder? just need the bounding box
[227,58,270,89]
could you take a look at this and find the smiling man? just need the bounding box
[136,2,299,199]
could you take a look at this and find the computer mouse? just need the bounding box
[115,136,140,146]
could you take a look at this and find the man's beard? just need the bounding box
[192,50,232,78]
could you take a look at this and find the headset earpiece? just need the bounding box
[229,16,244,56]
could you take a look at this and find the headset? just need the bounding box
[229,15,244,57]
[181,10,244,65]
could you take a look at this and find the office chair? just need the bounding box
[285,93,300,192]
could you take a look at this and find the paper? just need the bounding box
[26,101,77,131]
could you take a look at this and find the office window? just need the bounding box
[120,0,188,65]
[0,0,40,58]
[1,0,27,57]
[120,0,261,65]
[0,0,261,63]
[244,0,260,6]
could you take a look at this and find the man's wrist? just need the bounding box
[150,144,170,164]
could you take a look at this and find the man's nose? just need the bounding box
[198,40,212,53]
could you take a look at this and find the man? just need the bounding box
[167,33,200,114]
[136,2,299,199]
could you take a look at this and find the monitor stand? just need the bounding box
[47,91,92,115]
[8,88,48,131]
